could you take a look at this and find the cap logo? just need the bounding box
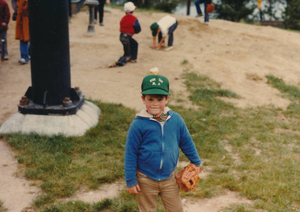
[149,78,163,86]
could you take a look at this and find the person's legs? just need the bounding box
[120,33,131,58]
[0,30,8,57]
[204,2,209,23]
[99,0,105,24]
[94,6,98,20]
[117,33,131,66]
[137,171,160,212]
[129,37,138,61]
[167,21,178,47]
[194,0,201,14]
[159,173,183,212]
[20,40,29,61]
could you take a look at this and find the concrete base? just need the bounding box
[0,101,100,137]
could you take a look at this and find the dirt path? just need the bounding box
[1,5,300,212]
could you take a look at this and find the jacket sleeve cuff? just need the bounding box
[191,159,201,166]
[126,179,138,188]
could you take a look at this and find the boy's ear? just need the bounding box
[166,96,169,103]
[141,95,145,103]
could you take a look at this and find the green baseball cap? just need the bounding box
[150,22,159,37]
[141,75,170,95]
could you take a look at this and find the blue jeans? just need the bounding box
[158,20,178,47]
[194,0,209,22]
[20,40,30,61]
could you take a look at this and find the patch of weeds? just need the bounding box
[43,201,90,212]
[34,194,55,208]
[223,203,253,212]
[92,198,113,210]
[266,75,300,101]
[0,200,7,212]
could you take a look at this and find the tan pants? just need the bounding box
[136,171,183,212]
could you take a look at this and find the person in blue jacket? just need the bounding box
[124,74,202,212]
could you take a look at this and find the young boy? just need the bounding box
[124,74,201,212]
[111,2,141,67]
[150,15,178,51]
[0,0,10,60]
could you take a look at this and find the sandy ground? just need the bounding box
[1,5,300,212]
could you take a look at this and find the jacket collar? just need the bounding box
[136,107,171,118]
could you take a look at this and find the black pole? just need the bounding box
[187,0,191,15]
[29,0,71,105]
[19,0,84,115]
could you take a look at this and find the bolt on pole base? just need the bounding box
[18,87,85,115]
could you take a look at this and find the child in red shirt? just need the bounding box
[114,2,141,67]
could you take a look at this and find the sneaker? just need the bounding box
[94,19,97,24]
[165,46,173,51]
[4,55,9,60]
[18,58,28,64]
[204,21,209,25]
[100,22,104,26]
[196,13,203,17]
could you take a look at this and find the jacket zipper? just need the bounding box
[158,116,171,171]
[159,124,164,170]
[150,115,171,181]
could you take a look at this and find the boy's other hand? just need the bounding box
[152,45,157,49]
[127,184,141,194]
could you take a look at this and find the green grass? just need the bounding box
[2,101,136,208]
[2,64,300,211]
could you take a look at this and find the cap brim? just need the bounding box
[141,89,170,96]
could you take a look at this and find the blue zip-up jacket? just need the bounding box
[124,107,201,187]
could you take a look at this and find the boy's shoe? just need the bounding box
[196,13,203,17]
[100,22,104,26]
[204,21,209,25]
[93,19,97,24]
[165,46,173,51]
[4,55,9,60]
[18,58,29,64]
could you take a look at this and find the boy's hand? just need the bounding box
[127,184,140,194]
[152,44,157,49]
[195,165,201,174]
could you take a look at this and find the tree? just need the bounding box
[283,0,300,29]
[214,0,256,22]
[259,0,286,21]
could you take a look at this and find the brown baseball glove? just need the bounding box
[175,163,201,192]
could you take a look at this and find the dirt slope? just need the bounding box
[1,6,300,211]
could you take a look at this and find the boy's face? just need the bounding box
[142,95,169,116]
